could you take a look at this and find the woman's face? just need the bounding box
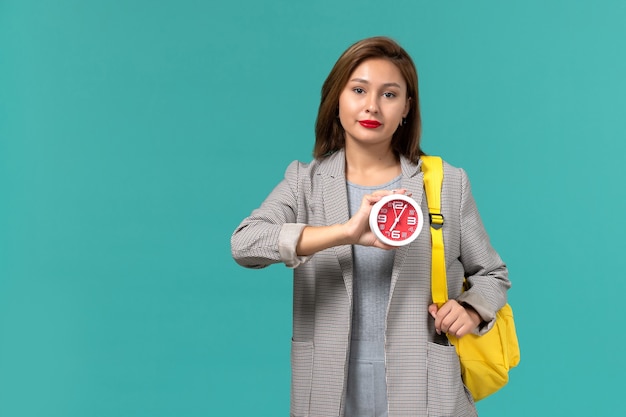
[338,58,410,150]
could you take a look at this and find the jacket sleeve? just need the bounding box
[455,168,511,334]
[231,161,312,269]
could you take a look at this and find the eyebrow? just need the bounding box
[349,78,403,88]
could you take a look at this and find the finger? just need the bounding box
[433,303,451,333]
[372,240,395,250]
[450,321,472,338]
[447,319,464,337]
[364,193,383,203]
[393,188,413,197]
[433,309,448,335]
[448,308,480,337]
[372,188,408,197]
[428,304,438,319]
[439,309,462,335]
[361,194,383,211]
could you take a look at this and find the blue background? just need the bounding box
[1,1,625,415]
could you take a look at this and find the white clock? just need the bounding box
[369,194,425,246]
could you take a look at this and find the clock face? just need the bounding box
[368,194,424,246]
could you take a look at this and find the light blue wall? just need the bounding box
[1,1,625,415]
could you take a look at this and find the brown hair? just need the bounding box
[314,36,423,163]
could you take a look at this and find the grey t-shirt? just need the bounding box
[345,175,401,417]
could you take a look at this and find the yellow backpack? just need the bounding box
[421,155,521,401]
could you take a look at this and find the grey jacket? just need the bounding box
[231,149,510,417]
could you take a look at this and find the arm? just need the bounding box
[231,160,404,268]
[455,168,510,330]
[430,168,510,337]
[296,190,403,255]
[231,161,303,269]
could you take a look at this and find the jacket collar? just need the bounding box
[318,149,346,179]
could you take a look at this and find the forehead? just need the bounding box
[347,58,406,86]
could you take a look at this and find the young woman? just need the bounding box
[231,36,510,417]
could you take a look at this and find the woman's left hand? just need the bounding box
[428,300,482,338]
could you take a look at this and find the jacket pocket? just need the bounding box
[426,342,477,417]
[291,340,314,417]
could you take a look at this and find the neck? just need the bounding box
[344,143,401,186]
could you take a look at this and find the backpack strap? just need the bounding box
[421,155,448,307]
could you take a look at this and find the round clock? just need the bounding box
[369,194,424,246]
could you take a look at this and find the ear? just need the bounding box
[403,97,411,118]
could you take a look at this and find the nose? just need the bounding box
[365,96,379,113]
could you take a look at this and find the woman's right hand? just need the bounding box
[343,188,409,249]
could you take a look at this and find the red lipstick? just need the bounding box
[359,120,381,128]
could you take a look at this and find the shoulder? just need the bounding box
[440,159,479,213]
[443,159,467,181]
[438,158,472,204]
[282,158,320,183]
[441,159,469,186]
[283,150,345,182]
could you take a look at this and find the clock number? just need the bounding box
[407,216,417,225]
[392,201,404,210]
[377,214,387,223]
[391,230,401,239]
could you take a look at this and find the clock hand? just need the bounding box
[389,203,407,231]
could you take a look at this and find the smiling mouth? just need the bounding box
[359,120,381,128]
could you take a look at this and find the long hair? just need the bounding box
[314,36,423,163]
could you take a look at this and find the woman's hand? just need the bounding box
[428,300,482,338]
[343,188,409,249]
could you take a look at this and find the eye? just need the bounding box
[353,87,365,94]
[383,92,397,98]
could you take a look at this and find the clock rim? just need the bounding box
[368,194,424,247]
